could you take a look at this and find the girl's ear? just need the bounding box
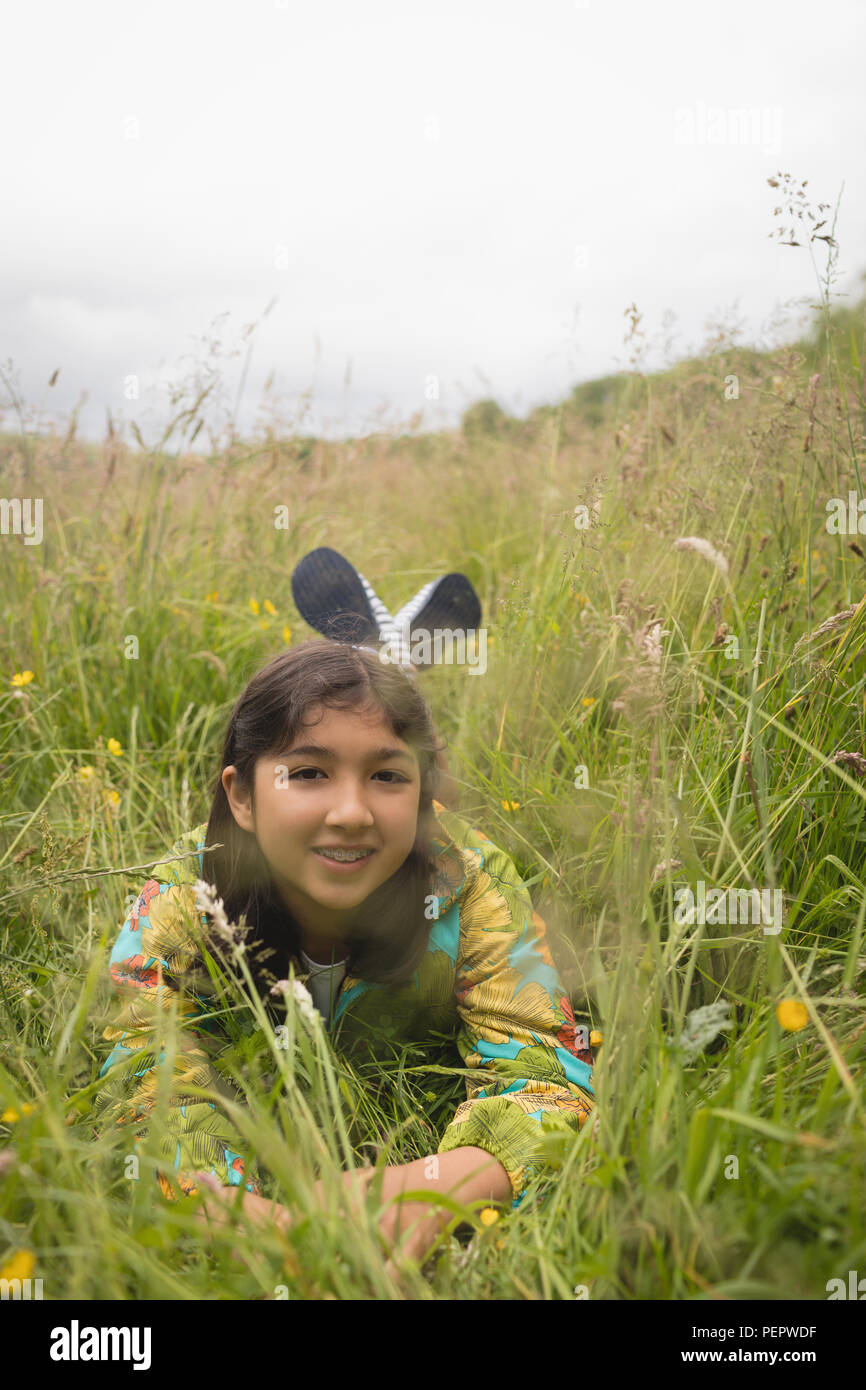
[222,766,255,833]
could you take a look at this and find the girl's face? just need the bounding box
[222,701,422,948]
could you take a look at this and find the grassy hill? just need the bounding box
[1,278,865,1301]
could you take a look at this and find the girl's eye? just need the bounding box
[288,768,408,783]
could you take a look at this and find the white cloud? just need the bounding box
[1,0,864,443]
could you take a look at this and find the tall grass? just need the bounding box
[1,199,865,1299]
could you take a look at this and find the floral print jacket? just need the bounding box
[95,800,596,1210]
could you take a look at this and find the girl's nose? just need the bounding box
[323,783,375,827]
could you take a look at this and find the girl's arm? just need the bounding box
[194,1145,511,1270]
[434,824,596,1209]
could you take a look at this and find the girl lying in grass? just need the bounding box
[94,638,596,1273]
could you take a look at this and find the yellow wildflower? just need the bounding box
[11,671,35,687]
[1,1104,34,1123]
[263,599,277,616]
[257,618,270,630]
[479,1207,499,1226]
[582,697,596,708]
[283,626,292,644]
[205,590,220,603]
[249,598,260,616]
[103,789,120,808]
[500,800,521,812]
[77,766,96,783]
[589,1029,603,1047]
[776,999,809,1032]
[0,1249,35,1282]
[107,738,123,757]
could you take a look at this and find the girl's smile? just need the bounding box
[311,847,376,872]
[221,700,422,958]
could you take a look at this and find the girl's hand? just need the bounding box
[378,1201,445,1281]
[191,1164,447,1286]
[350,1165,449,1277]
[192,1171,298,1270]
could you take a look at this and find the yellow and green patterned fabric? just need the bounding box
[95,800,596,1209]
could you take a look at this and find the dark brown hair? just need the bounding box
[201,639,449,990]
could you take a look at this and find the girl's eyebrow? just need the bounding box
[284,742,415,763]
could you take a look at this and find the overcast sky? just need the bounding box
[2,0,864,447]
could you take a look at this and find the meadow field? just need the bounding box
[1,229,865,1301]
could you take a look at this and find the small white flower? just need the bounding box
[270,976,319,1026]
[194,878,240,943]
[675,1001,733,1060]
[292,979,319,1024]
[674,536,729,576]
